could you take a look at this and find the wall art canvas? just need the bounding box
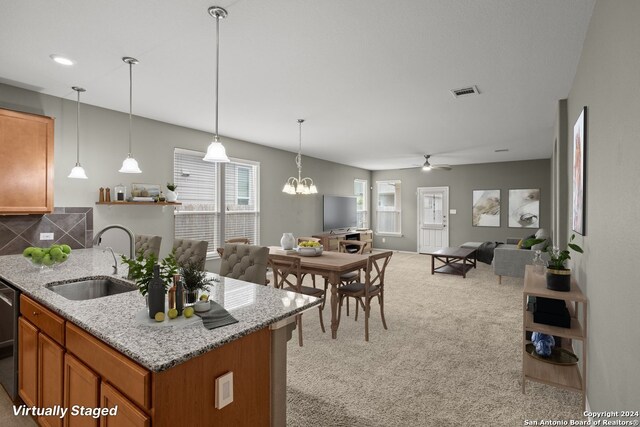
[131,183,161,198]
[572,107,586,235]
[472,190,500,227]
[508,189,540,228]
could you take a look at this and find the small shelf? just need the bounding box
[95,202,182,206]
[524,311,584,340]
[523,352,583,391]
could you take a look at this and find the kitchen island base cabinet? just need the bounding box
[64,354,99,427]
[38,334,64,427]
[18,317,38,408]
[100,382,150,427]
[151,327,271,427]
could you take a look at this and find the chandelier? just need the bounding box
[282,119,317,195]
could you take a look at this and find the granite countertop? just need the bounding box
[0,248,320,372]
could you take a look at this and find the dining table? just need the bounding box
[268,247,370,339]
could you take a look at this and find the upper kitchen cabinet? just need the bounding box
[0,108,54,214]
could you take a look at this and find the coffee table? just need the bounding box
[427,247,477,278]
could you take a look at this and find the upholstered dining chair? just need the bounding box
[172,238,208,269]
[219,244,269,286]
[338,239,369,316]
[134,235,162,259]
[268,254,325,346]
[337,251,393,341]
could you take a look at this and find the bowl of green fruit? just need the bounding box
[296,241,323,257]
[23,244,72,269]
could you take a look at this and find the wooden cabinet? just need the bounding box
[64,354,100,427]
[100,382,150,427]
[522,265,587,409]
[0,108,54,214]
[18,317,38,407]
[313,230,373,253]
[39,334,65,427]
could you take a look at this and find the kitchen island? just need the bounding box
[0,248,319,427]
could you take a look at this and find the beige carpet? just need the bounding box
[286,252,584,427]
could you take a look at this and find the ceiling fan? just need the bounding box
[421,155,451,171]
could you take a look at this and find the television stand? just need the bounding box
[312,230,373,253]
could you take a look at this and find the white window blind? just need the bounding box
[225,160,260,244]
[354,179,368,229]
[173,148,220,257]
[376,180,401,235]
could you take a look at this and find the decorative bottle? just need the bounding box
[175,274,184,316]
[148,265,165,319]
[532,250,547,275]
[280,233,295,250]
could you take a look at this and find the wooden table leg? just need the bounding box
[462,257,467,278]
[329,274,339,339]
[431,255,435,274]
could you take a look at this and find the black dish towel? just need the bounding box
[195,301,238,330]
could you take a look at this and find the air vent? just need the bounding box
[450,85,480,98]
[494,148,509,153]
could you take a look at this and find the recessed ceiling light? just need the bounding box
[50,54,75,66]
[495,148,509,153]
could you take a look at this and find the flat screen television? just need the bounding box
[323,195,357,231]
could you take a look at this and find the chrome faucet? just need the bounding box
[103,247,118,274]
[92,224,136,259]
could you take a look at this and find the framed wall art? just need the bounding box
[472,189,500,227]
[572,107,587,235]
[508,189,540,228]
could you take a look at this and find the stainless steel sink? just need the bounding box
[45,278,137,301]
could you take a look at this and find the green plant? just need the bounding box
[525,234,584,270]
[121,251,178,296]
[181,260,212,292]
[167,183,177,191]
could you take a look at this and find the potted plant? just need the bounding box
[181,261,213,304]
[166,183,178,202]
[121,252,178,296]
[525,234,583,292]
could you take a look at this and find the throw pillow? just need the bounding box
[520,234,536,250]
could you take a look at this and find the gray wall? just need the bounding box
[0,83,370,270]
[561,0,640,412]
[370,159,551,252]
[552,99,569,249]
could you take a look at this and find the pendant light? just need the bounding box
[119,57,142,173]
[68,86,88,179]
[203,6,230,163]
[282,119,318,195]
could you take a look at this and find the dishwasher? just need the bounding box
[0,279,19,401]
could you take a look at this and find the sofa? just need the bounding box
[492,229,549,283]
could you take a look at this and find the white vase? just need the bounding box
[280,233,295,250]
[166,190,178,202]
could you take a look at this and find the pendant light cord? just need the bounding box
[214,12,220,140]
[128,60,133,156]
[76,89,81,164]
[296,119,303,176]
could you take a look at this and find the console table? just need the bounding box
[312,230,373,253]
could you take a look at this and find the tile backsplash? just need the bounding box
[0,207,93,255]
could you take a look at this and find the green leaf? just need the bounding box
[568,243,583,253]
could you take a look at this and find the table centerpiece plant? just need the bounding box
[181,260,213,304]
[120,251,178,296]
[524,234,583,292]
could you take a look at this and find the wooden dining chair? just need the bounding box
[337,251,393,341]
[297,237,322,288]
[338,240,369,316]
[268,254,325,346]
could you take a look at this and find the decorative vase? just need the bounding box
[280,233,295,250]
[166,190,178,202]
[546,268,571,292]
[147,265,166,318]
[185,290,198,305]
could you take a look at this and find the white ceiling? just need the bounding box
[0,0,595,170]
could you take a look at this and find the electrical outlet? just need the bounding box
[40,233,54,240]
[382,237,386,243]
[215,372,233,409]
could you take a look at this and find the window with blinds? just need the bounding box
[224,160,260,244]
[376,180,401,235]
[173,149,260,259]
[354,179,368,229]
[173,148,220,258]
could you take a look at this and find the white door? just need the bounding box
[418,187,449,253]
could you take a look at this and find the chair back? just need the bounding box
[172,238,208,269]
[226,237,251,244]
[135,235,162,259]
[363,251,393,295]
[268,254,301,291]
[216,247,224,258]
[338,240,368,255]
[219,244,269,285]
